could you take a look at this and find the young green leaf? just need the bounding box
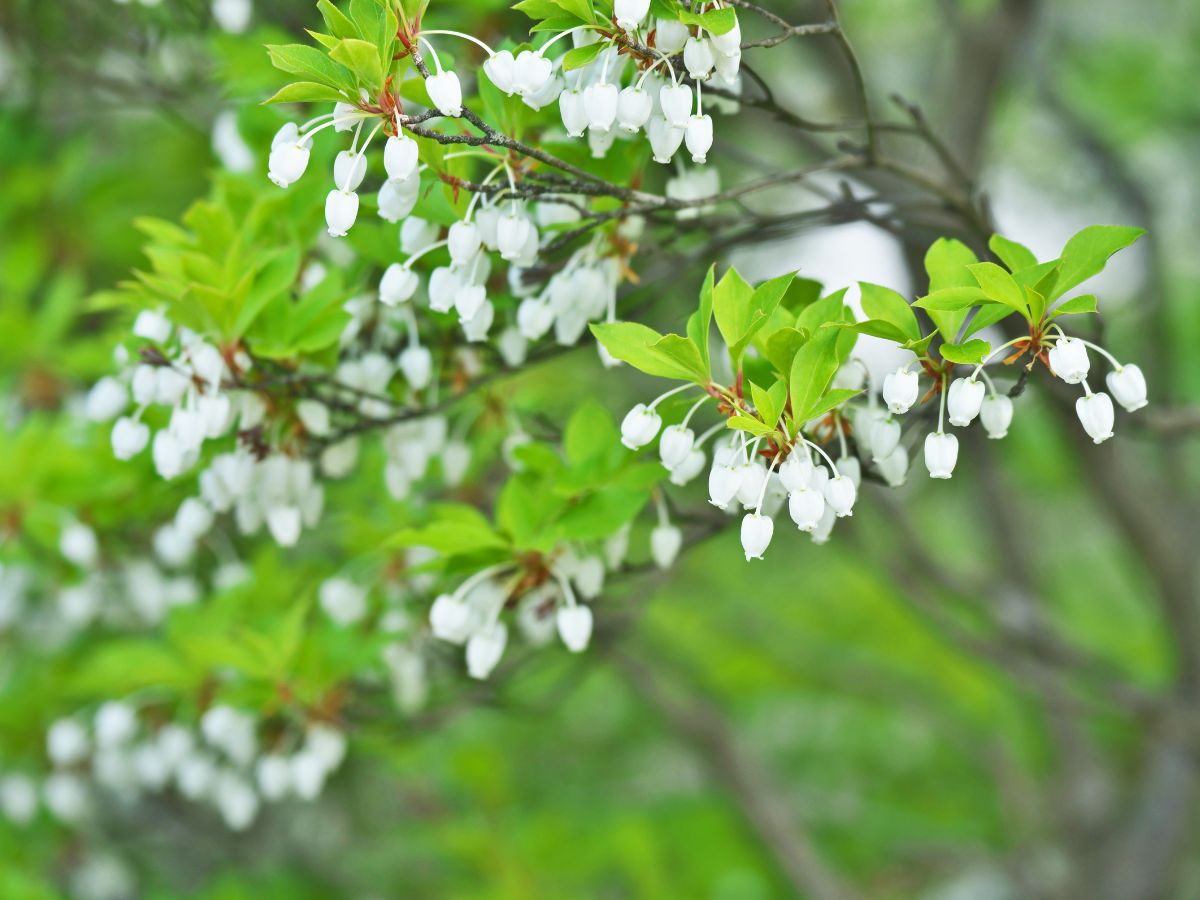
[988,234,1038,271]
[939,339,991,365]
[1051,225,1145,299]
[330,38,385,88]
[858,282,921,342]
[651,334,710,384]
[686,265,715,371]
[788,326,840,424]
[589,322,702,382]
[1051,294,1099,316]
[263,82,350,105]
[968,262,1029,318]
[914,286,990,311]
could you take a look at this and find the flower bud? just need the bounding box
[426,70,463,117]
[946,377,985,427]
[1106,364,1147,412]
[659,83,692,127]
[614,0,649,30]
[685,114,713,163]
[517,298,555,340]
[1076,391,1115,444]
[620,403,662,449]
[980,394,1013,439]
[669,448,706,486]
[319,577,368,626]
[836,455,861,489]
[650,523,682,569]
[923,431,959,479]
[86,377,128,421]
[325,189,359,237]
[428,266,462,313]
[1048,337,1090,384]
[60,522,99,568]
[466,622,508,679]
[153,430,189,480]
[740,513,774,560]
[876,445,909,486]
[447,220,481,267]
[497,213,535,262]
[869,415,901,460]
[483,50,516,95]
[824,475,857,517]
[384,134,419,181]
[176,498,214,539]
[617,86,653,132]
[266,504,302,546]
[583,82,618,131]
[333,150,367,193]
[133,309,172,344]
[255,755,292,802]
[658,424,696,470]
[430,593,473,643]
[461,299,495,343]
[882,367,919,414]
[683,36,715,79]
[556,605,593,652]
[379,175,420,222]
[454,283,487,322]
[400,216,440,255]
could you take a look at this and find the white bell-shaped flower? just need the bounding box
[466,622,508,679]
[650,523,683,569]
[133,309,172,343]
[325,189,359,237]
[924,431,959,479]
[333,150,367,192]
[583,82,618,131]
[378,175,420,223]
[400,216,440,254]
[556,605,593,652]
[175,497,215,539]
[155,368,190,406]
[740,513,774,560]
[428,266,462,313]
[669,448,706,486]
[714,49,741,82]
[559,88,588,137]
[429,593,472,643]
[497,212,534,262]
[685,114,713,163]
[588,126,616,158]
[266,504,302,546]
[876,445,909,487]
[255,754,292,802]
[523,71,563,111]
[811,506,837,545]
[60,521,98,568]
[475,205,502,250]
[788,487,824,531]
[86,377,128,421]
[516,298,555,340]
[1048,337,1090,384]
[484,50,516,95]
[946,377,986,427]
[112,417,150,459]
[617,85,653,132]
[707,462,740,509]
[1106,364,1147,411]
[497,326,528,367]
[268,138,310,188]
[379,263,418,306]
[659,82,692,127]
[153,430,189,480]
[882,367,920,414]
[647,117,685,164]
[824,475,857,517]
[454,283,487,322]
[869,416,901,460]
[399,345,433,390]
[513,50,552,97]
[620,403,662,449]
[980,393,1013,439]
[658,424,695,470]
[1076,392,1115,444]
[47,719,90,766]
[656,18,689,54]
[332,102,358,132]
[614,0,649,30]
[711,20,742,56]
[683,36,715,79]
[461,299,495,342]
[447,220,482,266]
[296,399,331,437]
[735,460,767,508]
[319,577,368,626]
[383,133,418,181]
[426,70,463,116]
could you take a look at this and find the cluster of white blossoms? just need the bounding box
[34,703,348,832]
[878,328,1148,481]
[427,548,609,679]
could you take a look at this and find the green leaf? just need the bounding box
[727,415,776,437]
[1051,294,1099,316]
[858,282,921,342]
[762,327,808,375]
[266,43,355,92]
[562,42,604,71]
[939,339,991,365]
[1026,286,1046,323]
[390,520,510,555]
[263,81,350,105]
[924,238,979,343]
[679,6,736,33]
[330,38,385,88]
[712,266,755,353]
[968,262,1030,318]
[914,286,990,311]
[317,0,359,38]
[963,303,1016,338]
[513,0,564,19]
[550,0,597,23]
[788,326,840,424]
[804,388,861,422]
[988,234,1038,271]
[750,381,781,429]
[1051,225,1145,299]
[651,334,709,384]
[686,265,715,372]
[563,400,618,469]
[589,322,701,382]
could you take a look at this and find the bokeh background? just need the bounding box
[1,0,1198,897]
